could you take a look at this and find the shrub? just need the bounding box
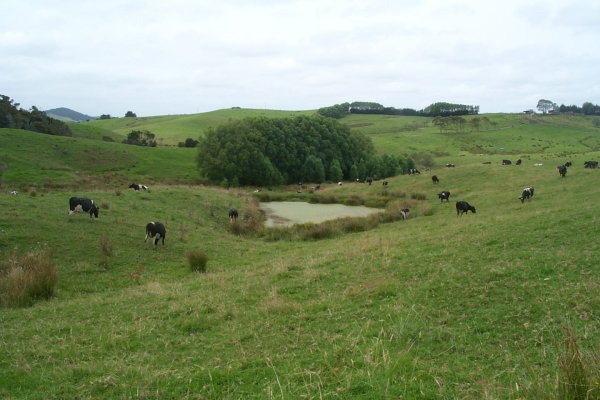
[187,250,208,273]
[557,326,597,399]
[0,250,57,307]
[99,236,113,269]
[344,196,364,206]
[300,223,337,240]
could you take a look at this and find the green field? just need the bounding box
[1,112,599,399]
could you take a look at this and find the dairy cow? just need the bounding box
[68,197,99,218]
[438,191,451,202]
[519,187,534,203]
[145,222,166,248]
[456,201,476,216]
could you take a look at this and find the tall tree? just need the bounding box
[537,99,556,114]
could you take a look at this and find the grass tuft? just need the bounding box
[0,250,57,307]
[187,250,208,273]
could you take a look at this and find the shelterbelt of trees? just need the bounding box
[0,95,72,136]
[197,115,413,186]
[318,101,480,119]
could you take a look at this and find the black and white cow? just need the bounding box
[564,161,572,167]
[516,159,522,165]
[382,180,389,186]
[366,177,373,185]
[68,197,99,218]
[408,168,420,175]
[400,208,410,220]
[557,165,567,177]
[432,175,439,184]
[584,160,598,169]
[145,222,166,248]
[445,163,455,168]
[229,208,239,222]
[502,159,512,165]
[456,201,476,216]
[438,191,451,202]
[129,183,149,191]
[519,187,534,203]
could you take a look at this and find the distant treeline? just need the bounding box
[0,95,72,136]
[318,101,479,119]
[558,102,600,115]
[197,115,414,186]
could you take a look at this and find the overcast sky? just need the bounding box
[1,0,599,117]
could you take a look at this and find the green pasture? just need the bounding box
[1,114,599,398]
[0,129,198,189]
[1,164,599,398]
[74,108,314,145]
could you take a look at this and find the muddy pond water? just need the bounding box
[260,201,383,227]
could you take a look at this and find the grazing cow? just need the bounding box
[519,187,534,203]
[516,159,522,165]
[10,190,18,195]
[432,175,439,184]
[456,201,476,216]
[382,180,389,186]
[502,159,512,165]
[229,208,239,222]
[408,168,420,175]
[445,163,455,168]
[145,222,166,248]
[338,181,343,186]
[564,161,572,167]
[366,177,373,185]
[129,183,149,191]
[557,165,567,177]
[69,197,99,218]
[400,208,410,220]
[438,191,451,202]
[584,160,598,169]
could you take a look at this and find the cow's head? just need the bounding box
[91,203,99,218]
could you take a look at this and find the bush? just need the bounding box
[187,250,208,273]
[99,236,113,269]
[0,250,57,307]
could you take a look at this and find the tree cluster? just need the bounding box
[124,111,137,118]
[432,115,492,133]
[317,101,478,118]
[421,102,479,117]
[122,130,157,147]
[197,115,411,186]
[0,95,72,136]
[178,138,199,148]
[557,102,600,115]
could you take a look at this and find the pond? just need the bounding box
[260,201,383,227]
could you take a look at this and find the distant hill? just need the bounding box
[44,107,96,122]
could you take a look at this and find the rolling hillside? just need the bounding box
[1,112,599,398]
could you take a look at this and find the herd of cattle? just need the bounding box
[65,158,599,244]
[68,184,166,249]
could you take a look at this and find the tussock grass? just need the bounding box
[98,236,113,269]
[187,250,208,273]
[0,250,57,307]
[557,326,599,399]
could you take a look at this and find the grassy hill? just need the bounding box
[0,129,199,189]
[73,108,314,145]
[1,113,599,398]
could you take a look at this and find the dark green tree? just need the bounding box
[125,111,137,118]
[301,155,325,183]
[328,159,343,182]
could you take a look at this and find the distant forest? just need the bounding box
[0,95,72,136]
[197,115,414,186]
[318,101,479,119]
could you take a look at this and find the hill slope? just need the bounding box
[44,107,96,122]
